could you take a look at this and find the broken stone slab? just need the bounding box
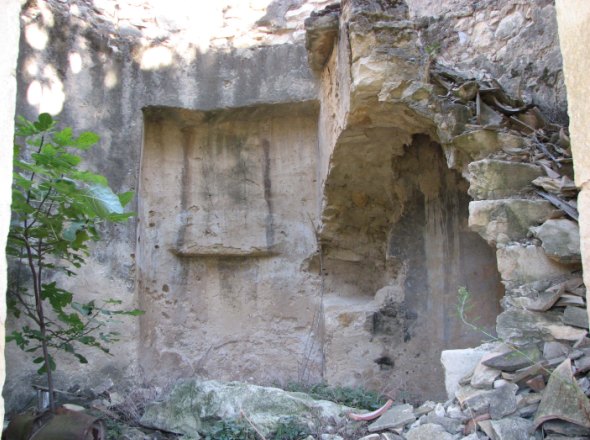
[519,287,563,312]
[471,351,503,389]
[478,417,534,440]
[530,219,581,264]
[462,383,518,420]
[543,341,571,359]
[564,306,589,329]
[555,294,586,307]
[381,434,403,440]
[496,308,562,345]
[501,362,546,386]
[574,355,590,374]
[497,244,574,284]
[413,401,435,418]
[467,159,544,200]
[543,420,590,437]
[357,435,381,440]
[544,323,588,341]
[367,404,415,432]
[441,346,495,399]
[482,344,542,372]
[452,130,525,161]
[469,199,555,245]
[532,175,578,197]
[533,358,590,431]
[405,423,453,440]
[422,413,462,434]
[140,379,351,437]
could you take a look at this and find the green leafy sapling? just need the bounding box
[6,113,142,412]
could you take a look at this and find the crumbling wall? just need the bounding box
[307,0,579,403]
[407,0,566,122]
[7,0,575,411]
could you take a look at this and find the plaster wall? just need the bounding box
[138,103,322,385]
[1,0,23,423]
[555,1,590,328]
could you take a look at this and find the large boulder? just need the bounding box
[140,379,352,437]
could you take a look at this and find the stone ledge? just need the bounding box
[170,244,279,258]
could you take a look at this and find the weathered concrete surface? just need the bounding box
[138,103,321,384]
[0,0,23,423]
[556,1,590,329]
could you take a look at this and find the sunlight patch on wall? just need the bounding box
[69,52,82,74]
[26,65,65,114]
[24,23,48,50]
[104,69,118,89]
[139,46,173,71]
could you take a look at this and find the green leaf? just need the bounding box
[71,301,93,316]
[70,170,108,186]
[36,355,56,375]
[117,191,134,207]
[41,282,73,312]
[73,131,100,150]
[74,353,88,364]
[54,127,73,146]
[114,309,145,316]
[6,331,28,349]
[34,113,53,131]
[85,184,124,217]
[62,221,86,242]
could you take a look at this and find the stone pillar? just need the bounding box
[555,1,590,328]
[0,0,21,422]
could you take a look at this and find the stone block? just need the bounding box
[478,417,534,440]
[440,347,492,400]
[497,244,574,284]
[452,130,525,161]
[469,199,554,245]
[405,423,453,440]
[468,159,544,200]
[530,218,581,264]
[367,404,415,432]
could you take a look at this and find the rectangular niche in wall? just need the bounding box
[137,102,320,383]
[142,104,302,258]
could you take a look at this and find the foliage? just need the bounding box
[6,113,141,411]
[203,419,257,440]
[282,382,386,411]
[270,418,311,440]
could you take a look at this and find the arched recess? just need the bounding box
[318,130,503,402]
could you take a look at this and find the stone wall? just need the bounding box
[5,0,574,411]
[407,0,566,123]
[1,0,24,423]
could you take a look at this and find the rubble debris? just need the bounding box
[533,359,590,431]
